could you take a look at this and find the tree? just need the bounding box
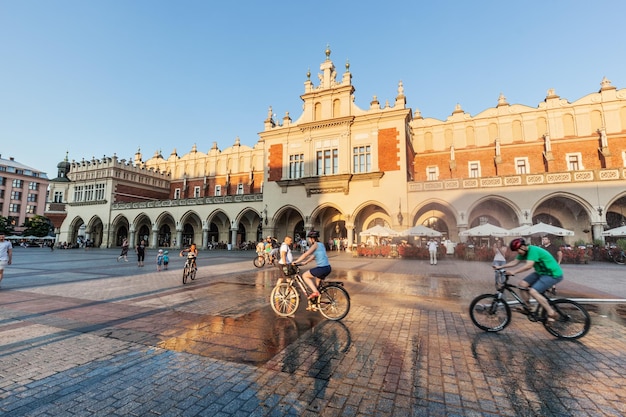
[0,216,15,235]
[21,215,53,237]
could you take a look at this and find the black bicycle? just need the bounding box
[270,263,350,320]
[469,269,591,339]
[607,246,625,265]
[182,254,197,284]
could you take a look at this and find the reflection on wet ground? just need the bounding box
[117,267,624,366]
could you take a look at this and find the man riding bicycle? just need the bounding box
[495,238,563,322]
[180,243,198,271]
[293,230,331,302]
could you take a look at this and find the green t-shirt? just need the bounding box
[516,245,563,278]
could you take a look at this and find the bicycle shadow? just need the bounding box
[469,330,594,416]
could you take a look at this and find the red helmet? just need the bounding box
[509,238,526,251]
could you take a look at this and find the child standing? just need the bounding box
[163,250,169,270]
[156,249,164,271]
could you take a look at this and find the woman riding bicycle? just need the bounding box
[180,243,198,270]
[293,230,331,300]
[496,238,563,322]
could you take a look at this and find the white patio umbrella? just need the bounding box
[401,225,442,237]
[508,222,574,237]
[459,223,510,237]
[359,225,400,237]
[602,225,626,237]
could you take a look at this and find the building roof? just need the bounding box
[0,156,49,179]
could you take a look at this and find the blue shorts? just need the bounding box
[523,272,563,293]
[310,265,331,280]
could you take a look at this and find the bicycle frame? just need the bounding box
[470,269,591,339]
[271,263,351,320]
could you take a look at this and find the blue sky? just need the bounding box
[2,1,625,178]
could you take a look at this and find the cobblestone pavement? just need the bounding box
[0,248,624,416]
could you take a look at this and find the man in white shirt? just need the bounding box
[427,238,438,265]
[0,233,13,286]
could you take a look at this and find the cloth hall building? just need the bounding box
[45,49,626,250]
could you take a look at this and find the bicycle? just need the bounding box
[469,269,591,339]
[607,246,625,265]
[253,252,275,268]
[270,263,350,320]
[181,254,197,284]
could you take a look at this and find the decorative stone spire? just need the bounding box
[497,93,509,107]
[395,80,406,107]
[600,76,616,91]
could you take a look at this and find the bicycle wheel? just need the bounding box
[317,284,350,321]
[270,283,299,317]
[469,294,511,332]
[190,267,197,280]
[613,251,625,265]
[182,266,189,284]
[253,255,265,268]
[543,299,591,340]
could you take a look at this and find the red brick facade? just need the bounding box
[268,143,284,182]
[378,128,400,172]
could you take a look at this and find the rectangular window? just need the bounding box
[468,161,481,178]
[566,153,583,170]
[95,184,105,200]
[0,176,5,186]
[11,190,22,200]
[214,185,221,196]
[174,188,181,199]
[289,154,304,179]
[28,182,39,190]
[236,183,244,195]
[26,205,36,214]
[0,190,4,198]
[427,166,439,181]
[74,185,83,202]
[515,157,529,174]
[27,193,37,202]
[85,184,94,201]
[9,203,20,213]
[12,179,23,188]
[353,146,371,173]
[194,186,201,198]
[54,191,64,203]
[317,148,339,176]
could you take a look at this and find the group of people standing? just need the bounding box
[116,238,170,270]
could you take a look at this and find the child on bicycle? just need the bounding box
[293,230,331,302]
[180,243,198,271]
[495,238,563,322]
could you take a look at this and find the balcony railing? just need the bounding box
[408,168,626,192]
[112,193,263,210]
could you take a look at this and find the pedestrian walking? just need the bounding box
[163,250,169,270]
[427,238,438,265]
[117,238,129,262]
[136,240,146,267]
[156,249,164,271]
[0,233,13,288]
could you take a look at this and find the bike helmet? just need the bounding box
[307,230,319,238]
[509,238,526,251]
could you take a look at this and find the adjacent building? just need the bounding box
[0,156,49,234]
[45,49,626,249]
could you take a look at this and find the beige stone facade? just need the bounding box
[45,50,626,249]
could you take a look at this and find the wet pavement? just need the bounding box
[0,247,625,416]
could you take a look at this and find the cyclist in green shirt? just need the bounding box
[496,238,563,322]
